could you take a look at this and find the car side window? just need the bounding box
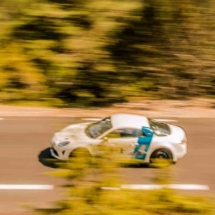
[106,128,145,138]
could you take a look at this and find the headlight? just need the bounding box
[58,141,70,147]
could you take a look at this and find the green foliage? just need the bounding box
[34,147,214,215]
[1,0,215,106]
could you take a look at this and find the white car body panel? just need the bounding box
[50,114,187,163]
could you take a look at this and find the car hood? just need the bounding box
[53,122,92,143]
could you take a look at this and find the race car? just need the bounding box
[50,113,187,163]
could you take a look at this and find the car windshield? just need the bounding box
[148,119,171,136]
[85,117,112,138]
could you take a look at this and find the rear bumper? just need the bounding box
[175,143,187,160]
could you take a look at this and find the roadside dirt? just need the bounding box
[0,98,214,118]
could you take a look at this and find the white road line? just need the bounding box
[167,184,210,190]
[82,118,177,122]
[102,184,210,191]
[0,185,54,190]
[102,187,121,191]
[81,118,101,121]
[154,119,178,122]
[0,184,208,191]
[121,185,163,190]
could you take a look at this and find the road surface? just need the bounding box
[0,117,215,214]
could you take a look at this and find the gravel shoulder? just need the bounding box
[0,98,214,118]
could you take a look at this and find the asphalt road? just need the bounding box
[0,117,215,214]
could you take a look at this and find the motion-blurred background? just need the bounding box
[0,0,215,107]
[1,2,215,214]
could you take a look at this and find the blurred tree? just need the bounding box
[33,147,214,215]
[0,0,215,106]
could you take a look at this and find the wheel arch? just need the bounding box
[68,146,93,158]
[145,145,177,163]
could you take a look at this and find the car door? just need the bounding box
[105,128,145,156]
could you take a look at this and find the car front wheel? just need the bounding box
[69,148,91,158]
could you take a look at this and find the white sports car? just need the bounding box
[50,114,187,163]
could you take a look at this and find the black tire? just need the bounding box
[150,148,173,163]
[69,148,91,158]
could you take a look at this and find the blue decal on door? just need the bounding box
[134,127,153,160]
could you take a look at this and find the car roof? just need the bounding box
[110,114,149,129]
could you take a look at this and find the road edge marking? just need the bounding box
[81,118,101,121]
[81,118,178,122]
[154,119,178,122]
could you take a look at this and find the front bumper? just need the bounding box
[50,147,68,160]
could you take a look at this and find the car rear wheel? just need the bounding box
[150,148,173,163]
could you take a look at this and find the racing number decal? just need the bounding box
[134,127,153,160]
